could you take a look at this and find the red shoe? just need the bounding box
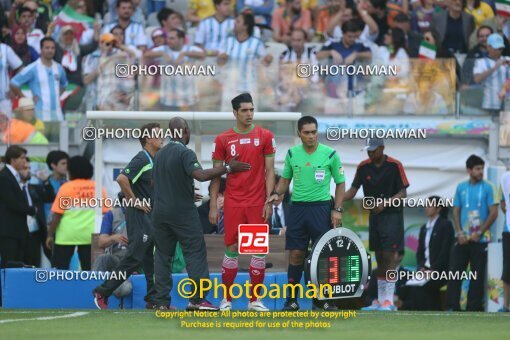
[93,290,108,309]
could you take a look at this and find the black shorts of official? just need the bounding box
[503,232,510,284]
[286,201,331,251]
[369,211,404,252]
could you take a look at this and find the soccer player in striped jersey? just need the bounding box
[101,0,148,50]
[0,41,22,116]
[209,93,276,312]
[194,0,234,57]
[10,37,68,122]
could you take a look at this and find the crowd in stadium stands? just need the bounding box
[2,0,510,134]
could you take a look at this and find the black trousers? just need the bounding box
[0,237,27,268]
[411,279,446,311]
[153,210,209,306]
[52,244,91,270]
[24,232,42,267]
[95,208,156,302]
[447,242,487,311]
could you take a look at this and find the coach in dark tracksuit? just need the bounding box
[93,123,164,309]
[151,117,250,310]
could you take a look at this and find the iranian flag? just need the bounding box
[53,5,94,41]
[497,0,510,17]
[418,41,437,60]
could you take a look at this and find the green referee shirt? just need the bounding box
[282,143,345,202]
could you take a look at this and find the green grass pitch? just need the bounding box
[0,310,509,339]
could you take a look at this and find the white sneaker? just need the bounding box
[248,300,269,311]
[220,299,232,311]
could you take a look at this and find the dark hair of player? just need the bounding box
[46,150,69,170]
[231,93,253,111]
[466,155,485,169]
[68,156,93,180]
[297,115,318,132]
[139,122,161,147]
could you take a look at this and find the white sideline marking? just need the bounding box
[0,311,89,324]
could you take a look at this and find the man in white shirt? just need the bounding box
[144,29,206,110]
[17,6,45,54]
[195,0,235,56]
[101,0,147,50]
[0,42,23,116]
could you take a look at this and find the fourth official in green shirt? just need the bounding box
[268,116,345,311]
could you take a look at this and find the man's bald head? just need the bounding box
[168,117,190,145]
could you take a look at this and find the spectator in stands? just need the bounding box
[92,197,132,299]
[102,0,147,50]
[431,0,475,54]
[364,0,390,45]
[448,155,498,311]
[326,3,379,43]
[188,0,223,26]
[218,12,273,110]
[82,33,129,110]
[280,28,317,63]
[316,0,345,41]
[403,75,449,114]
[41,150,68,227]
[110,25,142,60]
[48,24,99,87]
[237,0,276,27]
[46,156,109,270]
[194,0,235,57]
[0,112,48,144]
[150,28,166,48]
[413,196,454,311]
[393,13,423,58]
[15,97,45,133]
[379,28,410,83]
[473,33,510,114]
[410,0,436,33]
[158,8,186,35]
[464,0,494,29]
[462,25,494,86]
[0,145,35,268]
[9,25,39,67]
[272,0,313,44]
[106,0,146,27]
[19,158,54,267]
[144,28,205,110]
[10,37,68,122]
[22,0,51,33]
[9,4,44,53]
[317,20,372,102]
[0,37,23,116]
[199,178,227,234]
